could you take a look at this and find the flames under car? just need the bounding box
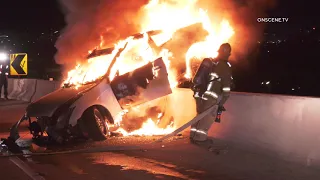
[9,30,173,143]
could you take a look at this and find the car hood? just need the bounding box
[26,83,97,117]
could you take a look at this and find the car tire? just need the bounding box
[82,107,108,141]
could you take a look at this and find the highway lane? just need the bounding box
[0,99,320,180]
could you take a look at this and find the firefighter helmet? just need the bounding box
[218,43,231,56]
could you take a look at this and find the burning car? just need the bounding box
[9,30,173,143]
[9,0,236,144]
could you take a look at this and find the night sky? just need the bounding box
[0,0,64,33]
[0,0,319,96]
[1,1,318,36]
[266,1,319,34]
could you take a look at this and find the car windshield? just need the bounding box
[62,47,115,88]
[87,47,115,59]
[83,47,116,84]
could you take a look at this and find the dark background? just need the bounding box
[0,0,64,79]
[0,0,319,97]
[233,0,320,96]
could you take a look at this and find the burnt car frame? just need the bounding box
[9,30,172,143]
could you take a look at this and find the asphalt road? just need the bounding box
[0,98,320,180]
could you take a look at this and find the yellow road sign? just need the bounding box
[10,53,28,75]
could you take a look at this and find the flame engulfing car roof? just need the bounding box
[87,30,163,59]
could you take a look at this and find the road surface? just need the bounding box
[0,98,320,180]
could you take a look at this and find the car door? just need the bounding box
[110,57,172,109]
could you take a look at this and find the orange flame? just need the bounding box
[63,0,235,136]
[140,0,234,80]
[116,113,175,136]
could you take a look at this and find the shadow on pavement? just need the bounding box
[18,135,320,180]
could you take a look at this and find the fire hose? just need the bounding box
[0,144,145,158]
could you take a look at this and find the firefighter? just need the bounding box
[190,43,232,145]
[0,64,9,100]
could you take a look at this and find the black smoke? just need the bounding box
[55,0,149,69]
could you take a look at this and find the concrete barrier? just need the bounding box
[31,80,56,102]
[163,89,320,166]
[16,79,37,102]
[7,78,14,95]
[214,92,320,166]
[54,81,62,90]
[8,79,24,100]
[7,78,58,102]
[163,88,196,127]
[0,78,13,98]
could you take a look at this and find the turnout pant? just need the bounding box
[0,78,8,98]
[190,98,219,141]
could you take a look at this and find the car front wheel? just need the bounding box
[82,107,109,141]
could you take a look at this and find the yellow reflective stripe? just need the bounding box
[210,72,219,78]
[197,130,207,135]
[205,91,218,99]
[208,73,219,81]
[194,92,201,98]
[207,82,213,91]
[190,128,207,135]
[223,87,231,92]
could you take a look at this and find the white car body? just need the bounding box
[10,31,172,143]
